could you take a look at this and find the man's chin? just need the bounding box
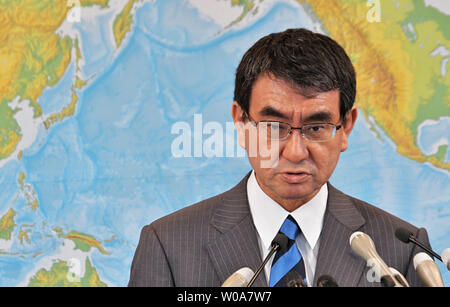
[278,193,313,201]
[272,181,323,201]
[273,188,316,202]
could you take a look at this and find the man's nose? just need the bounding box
[280,130,309,163]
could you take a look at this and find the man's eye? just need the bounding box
[307,125,325,132]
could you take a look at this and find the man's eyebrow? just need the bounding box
[258,107,335,123]
[258,106,289,119]
[302,111,334,123]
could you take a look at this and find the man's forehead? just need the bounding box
[253,91,341,121]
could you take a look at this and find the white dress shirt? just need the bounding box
[246,171,328,287]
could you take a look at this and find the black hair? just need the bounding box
[234,28,356,123]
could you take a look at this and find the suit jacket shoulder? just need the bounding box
[330,184,422,233]
[149,175,249,240]
[128,175,261,287]
[316,184,431,287]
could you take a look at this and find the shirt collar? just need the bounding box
[247,171,328,251]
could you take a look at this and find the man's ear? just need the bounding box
[231,101,247,149]
[340,106,358,152]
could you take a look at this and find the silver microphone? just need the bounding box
[222,267,254,287]
[413,252,444,287]
[349,231,402,287]
[441,248,450,271]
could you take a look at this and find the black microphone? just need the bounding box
[395,227,442,262]
[285,271,307,287]
[247,233,288,287]
[316,275,339,287]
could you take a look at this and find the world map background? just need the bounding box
[0,0,448,286]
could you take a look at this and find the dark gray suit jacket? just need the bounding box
[128,174,431,287]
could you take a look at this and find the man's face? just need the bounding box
[232,74,357,211]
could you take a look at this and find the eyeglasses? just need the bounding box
[245,112,342,142]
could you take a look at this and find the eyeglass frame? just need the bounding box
[243,112,343,142]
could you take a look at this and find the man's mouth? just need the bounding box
[280,171,310,183]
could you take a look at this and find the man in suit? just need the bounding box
[128,28,432,287]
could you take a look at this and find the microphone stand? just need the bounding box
[247,242,280,287]
[409,236,442,262]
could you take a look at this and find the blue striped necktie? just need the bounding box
[269,215,306,287]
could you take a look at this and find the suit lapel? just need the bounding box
[313,183,367,287]
[206,174,267,287]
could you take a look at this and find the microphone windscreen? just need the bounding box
[349,231,374,247]
[413,252,432,270]
[349,231,399,286]
[349,231,376,260]
[317,275,339,287]
[413,252,444,287]
[222,267,254,287]
[285,271,307,287]
[395,227,413,243]
[272,233,289,252]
